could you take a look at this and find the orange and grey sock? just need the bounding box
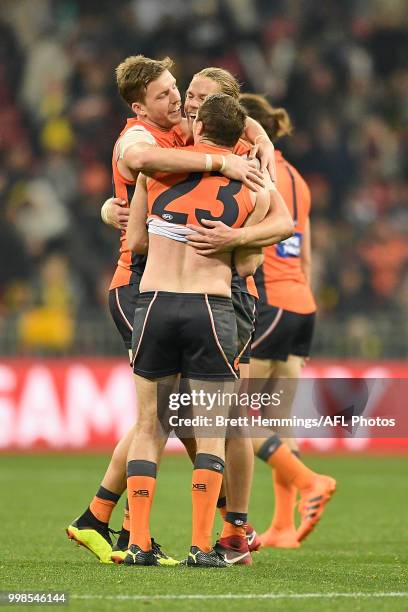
[257,436,315,491]
[127,460,157,551]
[76,486,121,531]
[221,512,247,539]
[192,454,224,552]
[88,486,121,523]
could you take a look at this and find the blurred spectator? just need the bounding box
[17,252,82,353]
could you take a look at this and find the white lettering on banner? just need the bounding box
[65,364,136,447]
[0,366,16,447]
[18,366,65,448]
[0,360,404,451]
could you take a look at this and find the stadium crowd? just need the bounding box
[0,0,407,356]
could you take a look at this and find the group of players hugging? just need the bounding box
[66,55,336,568]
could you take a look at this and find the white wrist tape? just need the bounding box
[101,201,110,224]
[219,156,226,173]
[205,154,213,172]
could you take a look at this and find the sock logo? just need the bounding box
[192,483,207,492]
[234,519,244,526]
[133,489,149,497]
[212,463,222,471]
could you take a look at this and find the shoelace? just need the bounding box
[150,538,166,558]
[100,527,121,546]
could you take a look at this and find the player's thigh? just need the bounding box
[108,284,139,355]
[273,354,304,379]
[232,291,257,369]
[249,357,279,379]
[134,373,178,430]
[181,295,239,381]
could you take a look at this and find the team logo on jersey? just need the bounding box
[162,213,173,221]
[276,232,302,258]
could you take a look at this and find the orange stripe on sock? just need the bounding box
[192,469,223,552]
[89,497,116,524]
[267,445,315,490]
[127,476,156,551]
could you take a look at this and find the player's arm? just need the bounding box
[300,216,312,285]
[101,197,129,230]
[233,188,270,277]
[126,174,149,254]
[186,173,294,255]
[123,143,264,191]
[243,117,276,179]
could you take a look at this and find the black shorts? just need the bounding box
[132,292,239,380]
[108,283,140,349]
[251,304,315,361]
[231,291,257,365]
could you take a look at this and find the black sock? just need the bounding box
[116,528,130,550]
[217,496,227,509]
[225,511,247,527]
[75,507,108,530]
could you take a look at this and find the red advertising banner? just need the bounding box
[0,359,406,453]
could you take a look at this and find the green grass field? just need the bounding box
[1,454,407,611]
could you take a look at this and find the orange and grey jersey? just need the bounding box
[109,118,185,290]
[254,150,316,314]
[146,142,254,231]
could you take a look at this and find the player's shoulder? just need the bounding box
[233,138,251,157]
[121,120,157,143]
[278,152,309,194]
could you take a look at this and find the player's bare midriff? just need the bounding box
[139,233,232,296]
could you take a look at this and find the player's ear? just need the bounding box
[132,101,145,117]
[195,120,204,136]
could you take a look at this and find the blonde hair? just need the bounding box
[239,93,293,141]
[194,67,240,100]
[116,55,174,105]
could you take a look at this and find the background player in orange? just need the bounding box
[123,93,287,566]
[240,93,334,548]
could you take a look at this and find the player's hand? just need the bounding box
[101,197,129,230]
[249,138,276,181]
[186,220,245,255]
[223,154,264,191]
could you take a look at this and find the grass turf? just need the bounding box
[0,454,407,611]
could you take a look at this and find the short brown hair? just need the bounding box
[239,93,293,141]
[116,55,174,105]
[194,67,240,100]
[197,93,247,147]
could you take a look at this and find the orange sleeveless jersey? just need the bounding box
[109,118,185,290]
[255,150,316,314]
[146,142,254,245]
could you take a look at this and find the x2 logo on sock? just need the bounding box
[133,489,149,497]
[192,483,207,492]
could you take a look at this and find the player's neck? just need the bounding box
[138,116,174,133]
[197,137,233,152]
